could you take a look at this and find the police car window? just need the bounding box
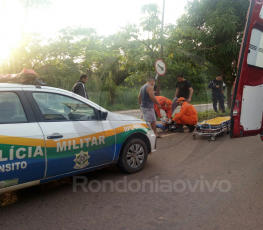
[0,92,27,123]
[33,93,97,121]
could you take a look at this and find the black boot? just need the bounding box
[172,124,184,133]
[188,125,196,132]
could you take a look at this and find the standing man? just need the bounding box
[208,74,226,113]
[172,74,194,113]
[138,77,161,138]
[72,74,89,99]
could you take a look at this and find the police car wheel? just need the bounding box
[117,138,148,174]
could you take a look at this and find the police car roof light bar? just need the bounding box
[0,69,47,86]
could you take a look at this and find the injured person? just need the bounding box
[172,97,198,133]
[156,117,170,131]
[156,117,180,132]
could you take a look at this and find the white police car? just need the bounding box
[0,81,156,193]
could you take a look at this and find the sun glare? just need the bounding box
[0,0,23,62]
[0,35,21,62]
[0,0,187,63]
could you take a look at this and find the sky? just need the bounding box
[0,0,188,60]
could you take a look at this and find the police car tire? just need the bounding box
[117,138,148,174]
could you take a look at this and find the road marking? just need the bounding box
[161,133,177,137]
[160,129,189,137]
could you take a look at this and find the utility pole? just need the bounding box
[156,0,165,96]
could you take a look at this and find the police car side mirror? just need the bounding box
[99,111,108,120]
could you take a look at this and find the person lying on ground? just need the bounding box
[156,117,170,131]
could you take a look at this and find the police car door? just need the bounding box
[231,0,263,139]
[0,90,46,189]
[26,90,115,178]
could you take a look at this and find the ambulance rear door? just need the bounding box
[231,0,263,139]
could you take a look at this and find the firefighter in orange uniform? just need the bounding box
[154,96,172,119]
[172,97,198,132]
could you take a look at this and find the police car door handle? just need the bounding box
[47,135,63,139]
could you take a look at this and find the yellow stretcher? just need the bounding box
[193,116,231,141]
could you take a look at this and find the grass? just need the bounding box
[89,88,231,123]
[88,88,215,111]
[197,108,231,122]
[161,89,213,105]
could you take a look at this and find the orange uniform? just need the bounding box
[172,101,198,125]
[154,96,172,118]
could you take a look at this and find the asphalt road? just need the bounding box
[115,103,215,118]
[1,132,263,230]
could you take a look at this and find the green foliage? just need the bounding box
[89,87,140,111]
[174,0,249,80]
[88,86,213,111]
[0,1,249,112]
[103,71,118,104]
[169,0,249,107]
[140,4,161,32]
[197,109,231,122]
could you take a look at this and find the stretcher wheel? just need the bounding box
[211,136,216,141]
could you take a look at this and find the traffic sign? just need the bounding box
[155,59,166,76]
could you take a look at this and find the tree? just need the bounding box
[0,0,235,108]
[173,0,249,107]
[115,4,164,86]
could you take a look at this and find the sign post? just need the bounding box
[155,59,166,96]
[155,59,167,76]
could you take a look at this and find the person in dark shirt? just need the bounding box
[208,74,226,113]
[72,74,89,99]
[172,74,194,113]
